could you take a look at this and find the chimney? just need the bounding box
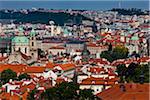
[120,84,126,92]
[27,88,30,92]
[130,83,137,90]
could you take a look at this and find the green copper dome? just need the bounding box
[131,36,139,41]
[12,36,29,45]
[63,28,69,35]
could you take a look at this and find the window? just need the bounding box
[25,48,27,53]
[18,47,21,51]
[31,53,34,56]
[32,42,34,46]
[32,37,34,40]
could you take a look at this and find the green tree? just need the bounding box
[100,51,113,62]
[18,73,31,81]
[125,64,149,83]
[27,89,38,100]
[117,63,149,83]
[116,64,127,83]
[100,46,128,62]
[40,87,58,100]
[0,69,17,84]
[112,46,128,61]
[0,82,2,87]
[79,89,95,100]
[38,82,97,100]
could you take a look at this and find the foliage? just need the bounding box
[111,8,148,15]
[28,82,97,100]
[79,89,95,100]
[100,45,129,62]
[116,63,149,83]
[18,73,31,81]
[0,82,2,87]
[27,89,39,100]
[0,11,91,25]
[0,69,17,84]
[100,51,113,62]
[116,64,127,76]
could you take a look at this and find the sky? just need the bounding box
[0,0,149,1]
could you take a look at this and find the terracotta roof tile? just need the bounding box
[0,92,20,100]
[24,66,46,73]
[97,83,150,100]
[55,63,76,71]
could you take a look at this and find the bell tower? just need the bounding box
[29,28,38,60]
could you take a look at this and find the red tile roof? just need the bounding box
[0,92,20,100]
[96,83,150,100]
[24,66,46,73]
[49,46,65,49]
[80,77,118,85]
[55,63,76,71]
[0,57,8,61]
[0,64,27,73]
[89,58,110,65]
[89,67,105,74]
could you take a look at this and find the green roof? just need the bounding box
[131,36,139,41]
[18,26,24,32]
[12,36,29,44]
[30,29,36,36]
[63,28,70,35]
[18,26,24,35]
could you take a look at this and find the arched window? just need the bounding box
[25,48,27,54]
[31,53,34,56]
[32,42,34,46]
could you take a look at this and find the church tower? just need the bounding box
[29,28,38,60]
[81,44,90,62]
[12,26,29,55]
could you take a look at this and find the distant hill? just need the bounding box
[110,8,149,15]
[0,11,91,25]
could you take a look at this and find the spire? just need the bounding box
[30,28,36,37]
[73,66,78,84]
[18,26,24,35]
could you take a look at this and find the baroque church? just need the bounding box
[4,26,38,64]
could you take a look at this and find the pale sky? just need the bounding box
[0,0,149,1]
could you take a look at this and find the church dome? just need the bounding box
[12,36,29,45]
[12,26,29,45]
[63,28,70,35]
[131,36,139,41]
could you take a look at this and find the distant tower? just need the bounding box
[118,0,122,9]
[92,21,98,33]
[81,44,90,62]
[29,28,38,60]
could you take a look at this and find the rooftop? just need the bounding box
[96,83,150,100]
